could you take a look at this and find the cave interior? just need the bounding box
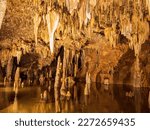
[0,0,150,113]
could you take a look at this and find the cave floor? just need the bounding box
[0,83,149,113]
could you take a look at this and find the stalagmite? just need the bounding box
[73,85,78,104]
[148,91,150,111]
[60,48,67,92]
[54,56,61,112]
[3,76,6,86]
[133,56,141,88]
[14,67,20,96]
[84,84,89,96]
[68,50,75,75]
[34,13,41,45]
[70,99,74,112]
[46,10,59,54]
[74,64,77,77]
[74,53,79,77]
[84,81,90,106]
[0,0,6,30]
[6,57,13,84]
[16,50,22,65]
[134,89,141,112]
[85,71,91,94]
[66,91,71,100]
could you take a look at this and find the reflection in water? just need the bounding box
[13,96,18,112]
[149,91,150,111]
[134,89,141,113]
[0,87,15,110]
[61,99,74,113]
[33,102,54,113]
[0,83,149,113]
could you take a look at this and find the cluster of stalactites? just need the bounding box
[130,17,149,57]
[98,0,149,55]
[33,0,149,56]
[33,0,60,54]
[120,13,149,57]
[33,0,98,54]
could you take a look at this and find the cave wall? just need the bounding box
[114,41,150,87]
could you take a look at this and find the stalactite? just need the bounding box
[146,0,150,15]
[46,10,59,53]
[130,16,149,56]
[90,0,97,7]
[85,0,91,26]
[0,0,6,30]
[54,56,61,112]
[104,25,118,48]
[31,0,150,54]
[78,0,86,30]
[57,0,65,7]
[120,14,132,40]
[66,0,79,15]
[34,13,41,45]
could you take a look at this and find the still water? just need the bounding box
[0,83,149,113]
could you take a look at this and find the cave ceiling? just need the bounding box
[0,0,150,70]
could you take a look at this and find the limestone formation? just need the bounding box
[14,67,20,95]
[46,10,59,53]
[0,0,150,89]
[0,0,6,29]
[54,56,61,112]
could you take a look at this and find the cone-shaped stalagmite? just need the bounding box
[14,67,20,96]
[6,57,13,85]
[133,56,141,88]
[54,56,61,112]
[60,48,67,91]
[74,53,79,77]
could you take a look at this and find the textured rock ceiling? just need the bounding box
[0,0,150,69]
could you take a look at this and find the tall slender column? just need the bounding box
[54,56,61,112]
